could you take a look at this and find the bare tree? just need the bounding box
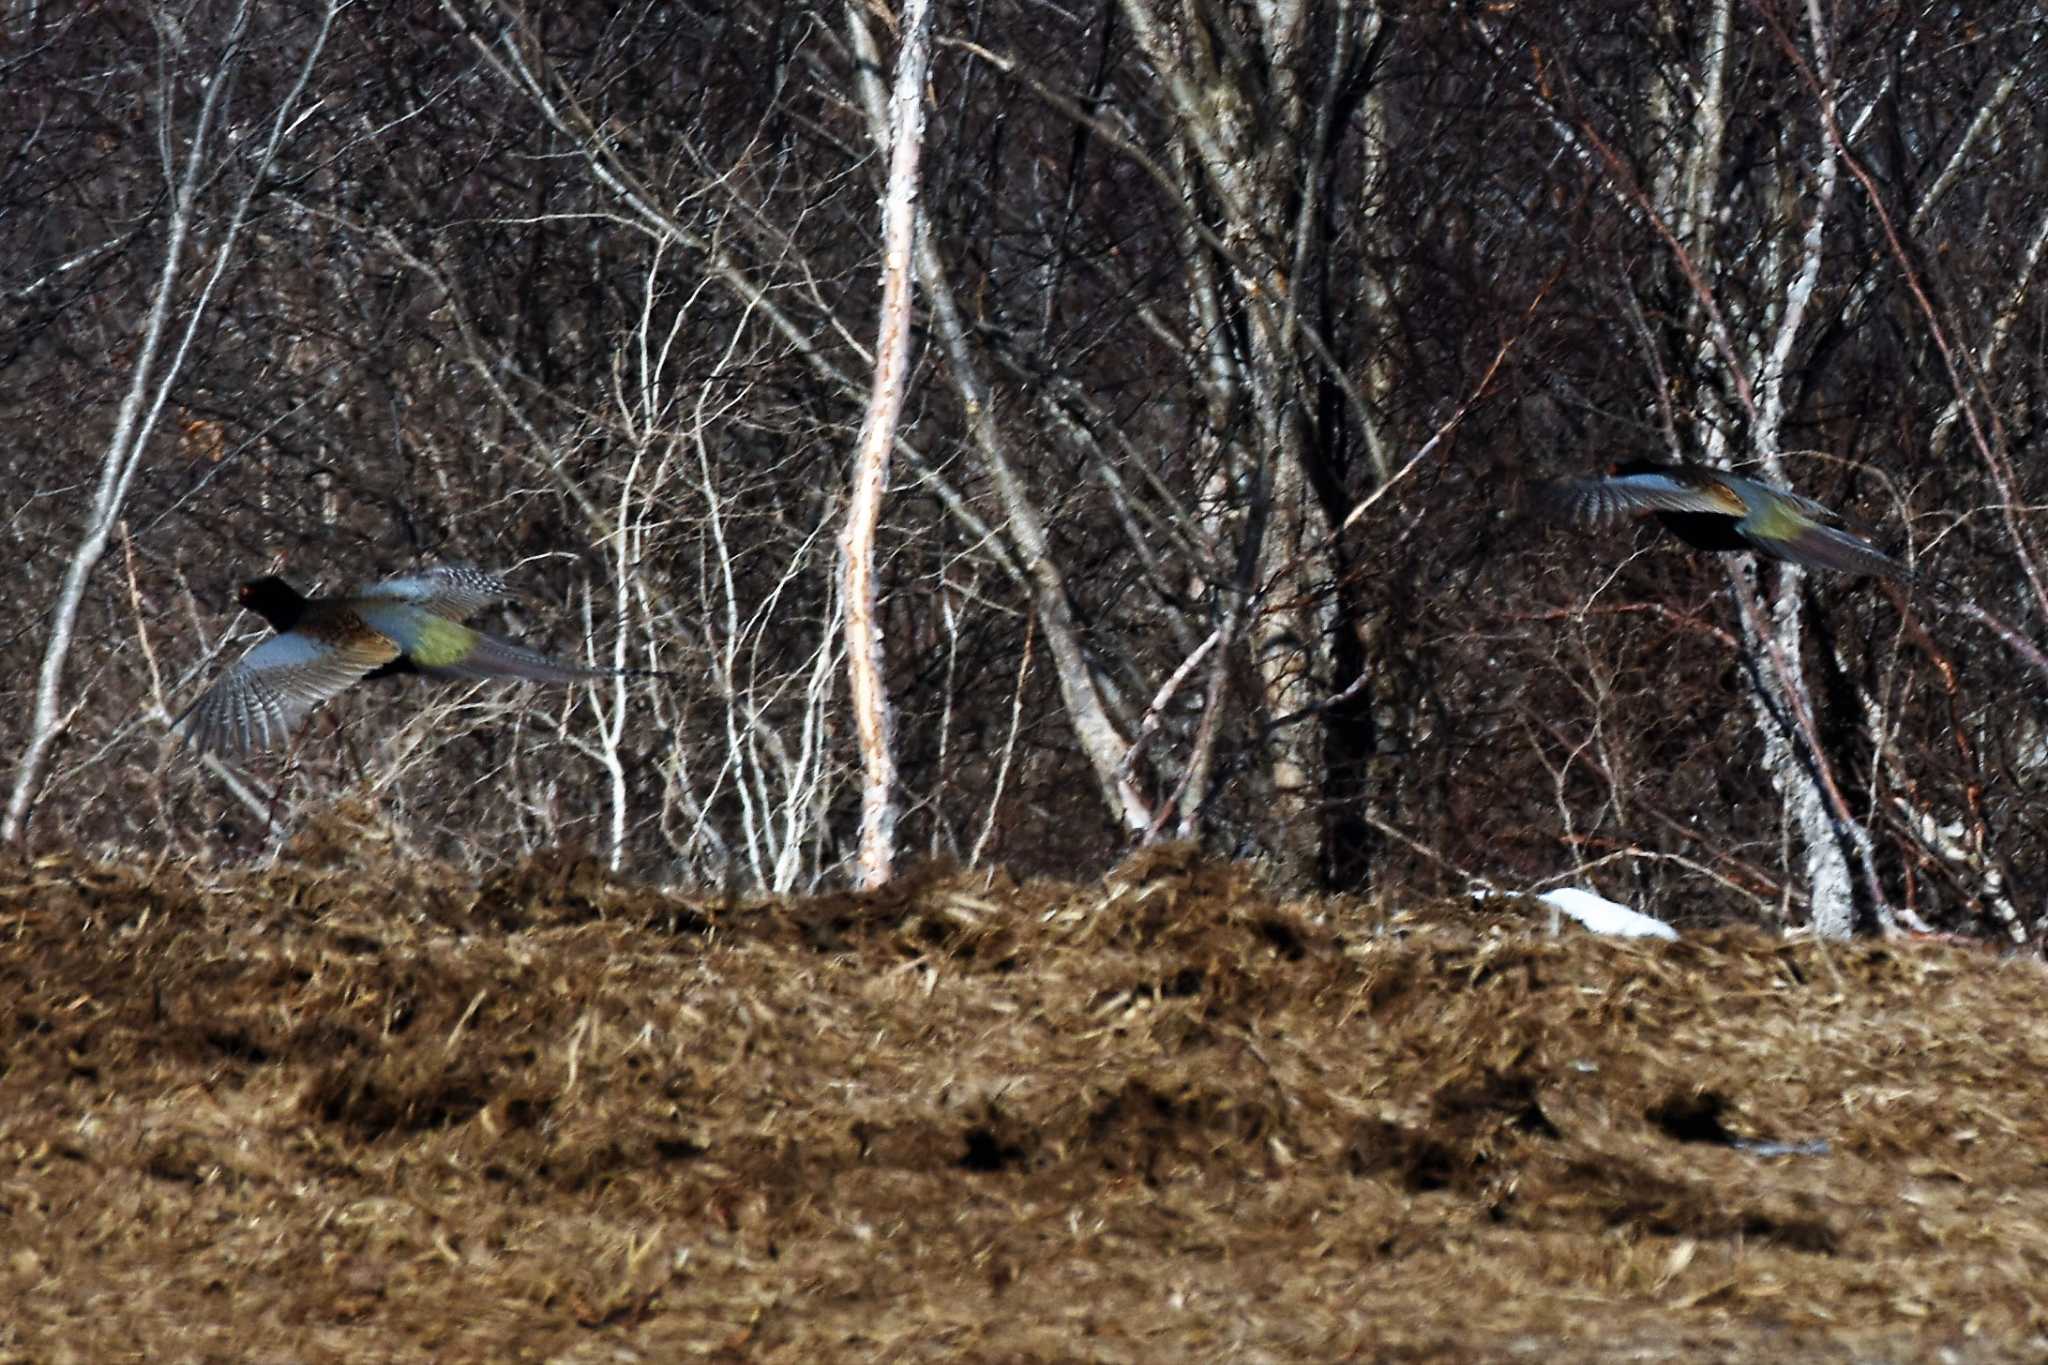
[841,0,937,889]
[4,0,340,844]
[6,0,2048,943]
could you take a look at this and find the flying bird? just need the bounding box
[174,566,651,755]
[1537,461,1912,582]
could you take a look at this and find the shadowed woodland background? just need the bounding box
[5,1,2047,937]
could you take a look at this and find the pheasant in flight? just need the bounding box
[1537,461,1913,583]
[174,566,649,755]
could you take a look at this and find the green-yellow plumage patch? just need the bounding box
[399,617,480,668]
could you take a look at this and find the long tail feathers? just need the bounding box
[413,632,669,684]
[415,633,607,684]
[1760,522,1914,584]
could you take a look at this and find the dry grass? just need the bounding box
[1,821,2044,1361]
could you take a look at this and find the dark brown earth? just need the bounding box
[4,816,2046,1361]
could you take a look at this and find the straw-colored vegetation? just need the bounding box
[4,819,2042,1359]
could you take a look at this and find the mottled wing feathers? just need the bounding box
[174,626,402,756]
[354,565,517,621]
[1537,468,1747,526]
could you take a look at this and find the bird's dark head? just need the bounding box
[238,576,309,631]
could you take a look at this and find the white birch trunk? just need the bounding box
[839,0,935,889]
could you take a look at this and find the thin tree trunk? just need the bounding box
[840,0,935,889]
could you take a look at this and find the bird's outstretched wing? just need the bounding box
[1536,468,1747,526]
[173,627,402,755]
[354,566,518,622]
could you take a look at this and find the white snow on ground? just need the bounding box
[1468,883,1681,940]
[1535,887,1679,941]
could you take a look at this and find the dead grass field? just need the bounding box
[3,819,2046,1362]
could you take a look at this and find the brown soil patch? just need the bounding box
[3,831,2045,1360]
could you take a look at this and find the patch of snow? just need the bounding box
[1535,887,1679,941]
[1468,882,1680,941]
